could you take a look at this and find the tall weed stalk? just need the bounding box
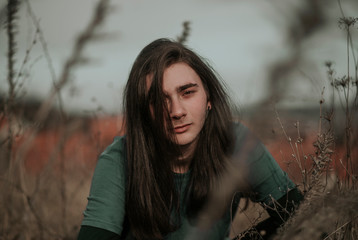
[275,2,358,239]
[0,0,111,239]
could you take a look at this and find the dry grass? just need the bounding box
[1,0,111,239]
[1,0,358,239]
[275,186,358,240]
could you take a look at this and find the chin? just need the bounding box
[176,135,198,147]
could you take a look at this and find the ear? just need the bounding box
[207,101,212,111]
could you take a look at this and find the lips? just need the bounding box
[174,123,191,133]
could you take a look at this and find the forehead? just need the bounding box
[162,62,203,92]
[145,62,204,92]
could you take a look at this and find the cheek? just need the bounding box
[192,98,209,123]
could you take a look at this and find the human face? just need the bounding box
[161,62,211,148]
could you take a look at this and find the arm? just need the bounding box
[79,136,127,237]
[77,226,120,240]
[231,123,303,239]
[237,187,303,240]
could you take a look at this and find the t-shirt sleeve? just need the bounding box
[232,123,296,205]
[81,136,126,235]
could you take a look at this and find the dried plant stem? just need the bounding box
[337,2,356,187]
[233,208,265,239]
[338,1,358,87]
[2,2,111,238]
[176,21,191,44]
[0,176,59,239]
[5,0,20,175]
[344,22,352,186]
[12,0,110,178]
[59,139,67,235]
[24,0,66,119]
[275,109,307,192]
[318,88,325,136]
[339,158,356,182]
[14,28,38,87]
[323,216,358,240]
[1,0,110,238]
[295,121,308,190]
[6,0,18,99]
[35,0,109,124]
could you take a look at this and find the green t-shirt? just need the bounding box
[81,123,295,239]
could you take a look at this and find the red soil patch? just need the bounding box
[8,116,124,174]
[2,116,352,180]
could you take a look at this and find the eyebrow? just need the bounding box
[177,83,198,93]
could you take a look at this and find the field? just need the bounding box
[1,106,356,239]
[1,0,358,239]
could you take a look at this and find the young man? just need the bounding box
[78,38,303,240]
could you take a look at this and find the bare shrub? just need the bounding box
[273,1,358,239]
[0,0,111,239]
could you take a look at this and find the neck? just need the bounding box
[172,141,197,174]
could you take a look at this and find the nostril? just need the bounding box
[171,112,186,121]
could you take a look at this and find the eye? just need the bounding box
[183,90,195,96]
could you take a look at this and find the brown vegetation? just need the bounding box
[1,0,357,239]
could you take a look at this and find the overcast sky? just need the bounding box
[0,0,357,115]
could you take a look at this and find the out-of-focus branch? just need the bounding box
[4,0,20,175]
[12,0,111,190]
[264,0,325,105]
[176,21,191,44]
[35,0,109,125]
[24,0,66,119]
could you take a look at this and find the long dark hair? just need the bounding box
[123,38,235,239]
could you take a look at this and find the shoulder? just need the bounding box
[100,135,126,161]
[91,135,127,183]
[231,121,262,157]
[230,122,296,204]
[232,121,250,140]
[92,135,127,181]
[81,136,128,235]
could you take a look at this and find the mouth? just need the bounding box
[174,123,191,134]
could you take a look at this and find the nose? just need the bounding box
[169,98,186,120]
